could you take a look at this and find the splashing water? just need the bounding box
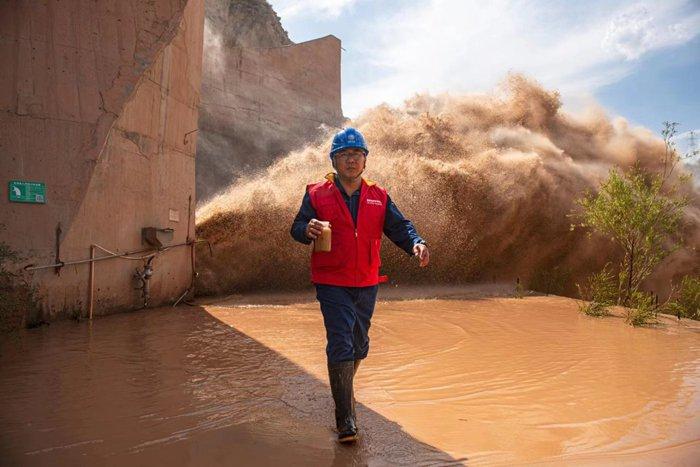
[195,75,700,297]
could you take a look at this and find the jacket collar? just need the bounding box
[324,172,376,187]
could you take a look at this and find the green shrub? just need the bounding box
[666,276,700,320]
[576,265,617,317]
[626,291,658,326]
[530,266,571,296]
[514,277,526,299]
[578,301,609,317]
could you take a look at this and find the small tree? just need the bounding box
[666,275,700,320]
[573,122,689,308]
[575,169,685,304]
[661,123,698,186]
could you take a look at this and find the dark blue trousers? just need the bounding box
[315,284,379,364]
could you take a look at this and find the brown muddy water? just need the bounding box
[1,286,699,466]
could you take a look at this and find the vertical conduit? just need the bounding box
[88,245,95,320]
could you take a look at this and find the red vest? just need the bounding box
[307,173,388,287]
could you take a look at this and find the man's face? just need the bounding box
[333,148,366,179]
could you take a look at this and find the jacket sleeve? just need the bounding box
[383,194,426,256]
[290,190,317,245]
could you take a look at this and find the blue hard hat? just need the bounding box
[329,127,369,160]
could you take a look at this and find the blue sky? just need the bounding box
[268,0,699,142]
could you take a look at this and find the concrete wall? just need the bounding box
[197,34,343,203]
[0,0,204,322]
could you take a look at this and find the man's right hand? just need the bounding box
[305,218,328,240]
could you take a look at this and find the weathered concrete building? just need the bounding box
[197,0,344,203]
[0,0,205,323]
[0,0,343,326]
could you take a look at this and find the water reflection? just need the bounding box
[1,292,698,465]
[0,306,455,465]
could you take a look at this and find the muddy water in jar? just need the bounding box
[1,290,699,465]
[314,221,332,252]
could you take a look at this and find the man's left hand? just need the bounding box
[413,243,430,268]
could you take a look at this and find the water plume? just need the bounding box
[195,75,699,297]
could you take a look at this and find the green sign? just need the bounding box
[8,180,46,204]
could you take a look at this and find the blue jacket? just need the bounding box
[290,175,425,256]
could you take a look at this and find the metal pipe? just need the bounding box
[133,255,155,309]
[174,194,198,307]
[54,223,62,275]
[186,194,192,243]
[89,245,95,320]
[28,237,213,316]
[23,240,207,271]
[173,287,190,307]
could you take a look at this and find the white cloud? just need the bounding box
[342,0,700,117]
[603,2,700,60]
[270,0,357,19]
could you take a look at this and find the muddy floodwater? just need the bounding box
[1,286,699,465]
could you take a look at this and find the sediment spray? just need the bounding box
[195,75,700,297]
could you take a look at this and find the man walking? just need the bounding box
[290,127,430,443]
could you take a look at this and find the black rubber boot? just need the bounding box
[328,361,357,443]
[352,359,361,420]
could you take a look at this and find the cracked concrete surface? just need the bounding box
[0,0,204,321]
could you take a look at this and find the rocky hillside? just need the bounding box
[197,0,343,204]
[205,0,292,48]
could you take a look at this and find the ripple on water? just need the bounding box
[1,296,699,465]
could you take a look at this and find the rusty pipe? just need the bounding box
[89,245,95,320]
[24,240,207,271]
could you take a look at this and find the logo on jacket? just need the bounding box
[366,199,383,206]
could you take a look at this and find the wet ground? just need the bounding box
[1,285,699,465]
